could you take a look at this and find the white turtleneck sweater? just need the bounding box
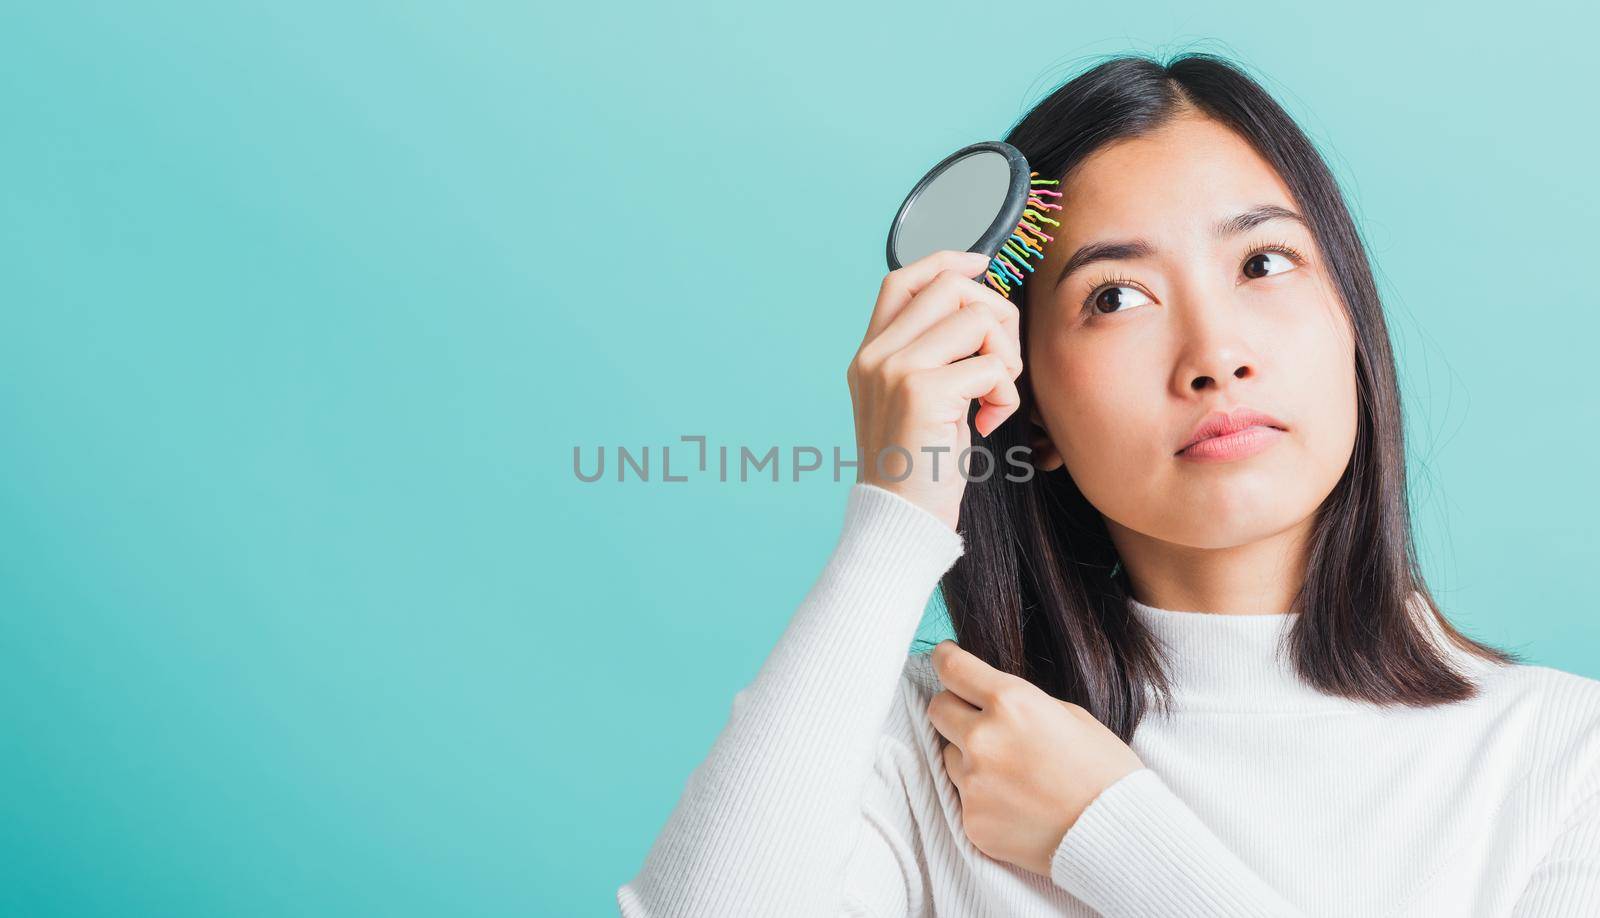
[617,483,1600,917]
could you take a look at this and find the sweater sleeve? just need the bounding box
[1509,790,1600,914]
[1050,766,1308,917]
[617,483,965,918]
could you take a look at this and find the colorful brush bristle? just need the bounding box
[981,173,1062,298]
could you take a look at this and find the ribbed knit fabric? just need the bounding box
[617,483,1600,917]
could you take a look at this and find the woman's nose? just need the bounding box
[1187,357,1255,392]
[1170,286,1261,393]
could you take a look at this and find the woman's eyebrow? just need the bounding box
[1050,204,1307,291]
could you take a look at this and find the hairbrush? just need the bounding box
[885,140,1062,299]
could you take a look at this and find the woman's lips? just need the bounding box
[1176,425,1286,462]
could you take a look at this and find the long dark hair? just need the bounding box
[938,52,1519,742]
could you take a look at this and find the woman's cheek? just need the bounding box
[1037,342,1105,444]
[1275,295,1359,478]
[1046,349,1152,479]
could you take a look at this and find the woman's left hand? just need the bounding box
[927,639,1146,877]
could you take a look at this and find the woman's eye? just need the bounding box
[1088,285,1152,315]
[1242,250,1297,280]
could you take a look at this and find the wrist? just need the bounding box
[858,480,959,533]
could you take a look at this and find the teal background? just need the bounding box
[1,2,1594,915]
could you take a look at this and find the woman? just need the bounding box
[617,53,1600,917]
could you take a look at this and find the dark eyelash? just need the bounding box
[1246,239,1308,266]
[1079,240,1309,315]
[1080,271,1145,314]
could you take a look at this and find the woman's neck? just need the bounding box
[1109,517,1313,617]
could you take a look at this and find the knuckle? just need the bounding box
[981,292,1016,319]
[964,725,997,761]
[991,682,1028,712]
[899,365,933,398]
[848,361,871,391]
[855,345,887,379]
[877,274,905,304]
[957,299,989,324]
[879,349,910,381]
[960,761,985,799]
[976,305,1002,332]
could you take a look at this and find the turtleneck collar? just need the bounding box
[1125,596,1341,712]
[1125,592,1497,712]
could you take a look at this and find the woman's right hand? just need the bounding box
[846,249,1024,532]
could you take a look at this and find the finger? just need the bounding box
[926,688,982,750]
[891,300,1022,383]
[866,250,994,342]
[910,353,1022,437]
[870,271,1020,368]
[931,639,1008,709]
[941,740,967,788]
[974,380,1023,438]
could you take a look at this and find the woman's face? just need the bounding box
[1026,111,1358,551]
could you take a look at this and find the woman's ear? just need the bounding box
[1027,404,1064,472]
